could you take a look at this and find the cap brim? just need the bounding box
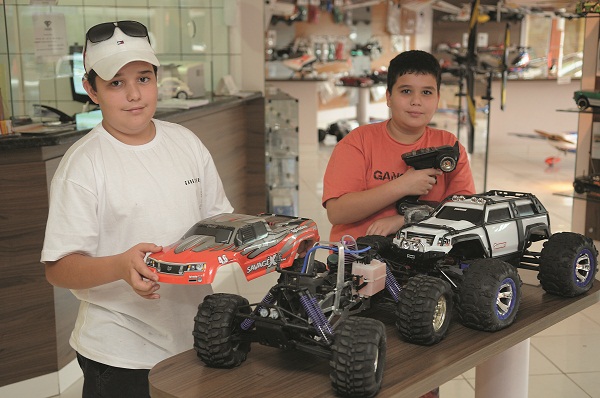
[93,50,160,81]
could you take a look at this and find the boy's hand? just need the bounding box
[400,167,442,196]
[367,214,405,237]
[120,243,163,299]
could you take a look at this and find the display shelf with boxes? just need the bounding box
[265,89,299,216]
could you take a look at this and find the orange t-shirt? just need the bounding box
[322,121,475,242]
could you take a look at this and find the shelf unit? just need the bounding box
[265,89,299,216]
[572,16,600,240]
[557,108,600,114]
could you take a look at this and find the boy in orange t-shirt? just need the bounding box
[322,48,475,398]
[322,50,475,243]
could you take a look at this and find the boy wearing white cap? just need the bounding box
[41,21,233,397]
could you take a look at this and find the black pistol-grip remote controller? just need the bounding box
[396,141,460,214]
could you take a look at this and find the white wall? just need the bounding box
[238,0,265,93]
[414,6,434,53]
[488,79,580,155]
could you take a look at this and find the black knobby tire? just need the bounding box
[356,235,393,251]
[573,181,586,194]
[193,293,251,368]
[318,128,327,142]
[538,232,598,297]
[330,317,386,398]
[288,257,305,272]
[458,258,521,331]
[395,275,453,345]
[577,97,590,110]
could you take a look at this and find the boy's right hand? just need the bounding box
[120,243,163,299]
[400,167,442,197]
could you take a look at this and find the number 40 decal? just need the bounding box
[218,255,229,264]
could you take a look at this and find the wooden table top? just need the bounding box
[149,283,600,398]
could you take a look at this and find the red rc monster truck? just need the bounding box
[147,215,399,397]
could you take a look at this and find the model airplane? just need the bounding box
[533,129,577,153]
[509,129,577,167]
[509,129,576,154]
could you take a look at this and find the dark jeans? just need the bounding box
[76,352,150,398]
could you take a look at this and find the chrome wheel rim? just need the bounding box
[496,280,515,319]
[574,251,593,286]
[432,295,447,331]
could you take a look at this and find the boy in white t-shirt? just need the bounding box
[41,20,233,397]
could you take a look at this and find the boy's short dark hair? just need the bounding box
[387,50,442,93]
[85,65,158,91]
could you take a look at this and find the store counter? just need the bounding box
[148,283,600,398]
[0,95,257,151]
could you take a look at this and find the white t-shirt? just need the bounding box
[41,119,234,369]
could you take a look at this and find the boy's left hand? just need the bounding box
[366,214,405,237]
[120,243,163,299]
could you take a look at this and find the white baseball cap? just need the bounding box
[84,23,160,81]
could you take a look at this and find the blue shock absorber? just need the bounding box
[241,291,276,331]
[299,291,334,343]
[385,265,401,302]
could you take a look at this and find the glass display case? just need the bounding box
[0,1,235,120]
[265,89,299,216]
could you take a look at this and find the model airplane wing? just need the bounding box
[509,130,577,153]
[534,129,577,145]
[282,54,317,71]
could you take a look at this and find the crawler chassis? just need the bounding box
[193,239,403,397]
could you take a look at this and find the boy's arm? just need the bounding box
[366,214,405,236]
[326,167,442,225]
[45,243,163,299]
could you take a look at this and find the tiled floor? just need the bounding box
[54,108,600,398]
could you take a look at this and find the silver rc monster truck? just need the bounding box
[358,190,598,346]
